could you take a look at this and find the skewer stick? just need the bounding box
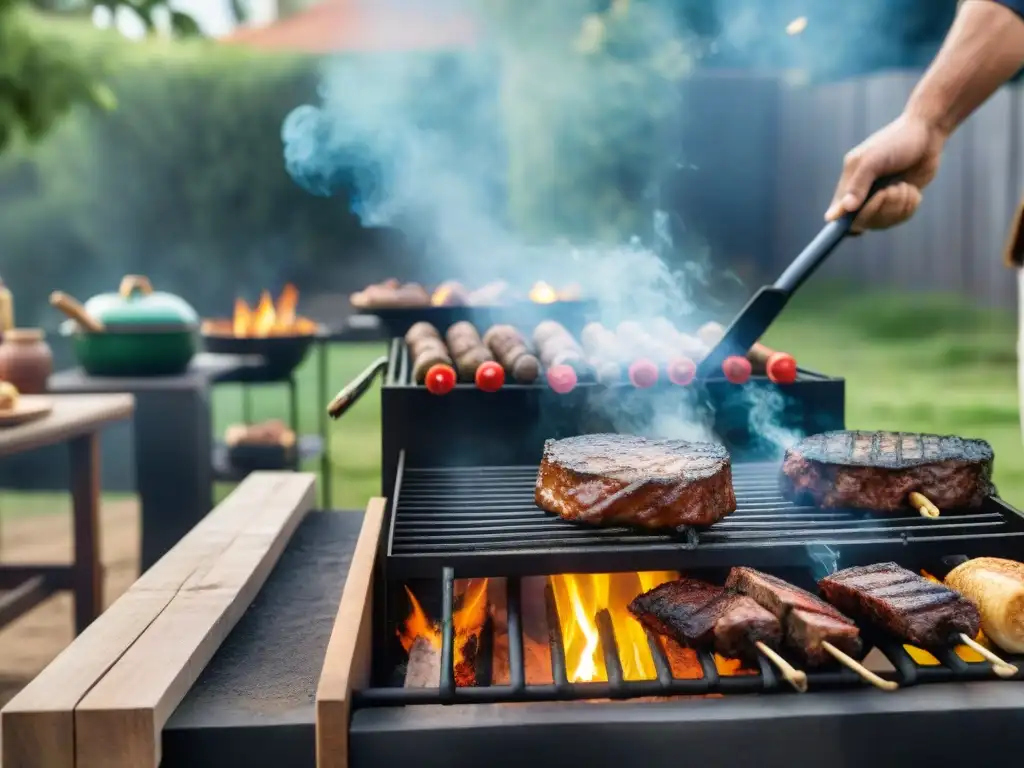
[958,634,1019,678]
[754,641,808,693]
[908,491,940,519]
[822,641,899,691]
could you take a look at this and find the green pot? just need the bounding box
[60,275,199,377]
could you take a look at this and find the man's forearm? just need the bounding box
[905,0,1024,136]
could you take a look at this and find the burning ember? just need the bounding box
[399,572,750,689]
[218,284,317,337]
[528,281,581,304]
[398,579,490,686]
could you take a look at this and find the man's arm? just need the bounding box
[907,0,1024,137]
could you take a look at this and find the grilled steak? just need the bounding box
[781,430,995,511]
[628,578,781,660]
[726,567,862,665]
[818,562,981,648]
[535,434,736,528]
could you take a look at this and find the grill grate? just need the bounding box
[353,569,1024,707]
[387,461,1024,578]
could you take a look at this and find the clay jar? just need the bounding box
[0,328,53,394]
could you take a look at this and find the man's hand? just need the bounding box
[824,114,948,233]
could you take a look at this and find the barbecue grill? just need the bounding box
[360,299,597,338]
[378,338,846,499]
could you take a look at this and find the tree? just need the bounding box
[0,0,202,152]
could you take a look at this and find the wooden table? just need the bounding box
[0,393,134,635]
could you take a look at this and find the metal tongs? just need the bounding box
[695,177,898,379]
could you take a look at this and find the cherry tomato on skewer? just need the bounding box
[628,358,659,389]
[766,353,797,385]
[546,364,578,394]
[722,355,752,384]
[424,363,456,395]
[667,356,696,386]
[475,360,505,392]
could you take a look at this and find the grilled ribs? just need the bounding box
[818,562,981,648]
[628,577,781,660]
[781,430,995,511]
[535,434,736,529]
[726,567,862,666]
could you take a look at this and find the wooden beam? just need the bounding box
[73,473,315,768]
[316,497,386,768]
[0,576,55,628]
[0,472,307,768]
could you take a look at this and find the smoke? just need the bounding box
[741,383,804,453]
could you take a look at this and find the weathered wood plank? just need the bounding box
[0,472,309,768]
[316,497,387,768]
[73,473,316,768]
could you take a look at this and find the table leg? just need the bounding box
[69,432,102,634]
[318,339,331,507]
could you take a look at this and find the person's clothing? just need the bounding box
[1008,199,1024,442]
[994,0,1024,18]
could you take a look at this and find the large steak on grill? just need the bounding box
[535,434,736,528]
[780,430,995,511]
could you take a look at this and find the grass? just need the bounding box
[2,288,1022,520]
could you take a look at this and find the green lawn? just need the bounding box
[3,289,1022,518]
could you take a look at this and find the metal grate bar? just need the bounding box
[354,575,1022,708]
[596,610,625,693]
[544,583,570,690]
[645,630,674,686]
[388,464,1024,578]
[506,578,525,692]
[439,567,456,701]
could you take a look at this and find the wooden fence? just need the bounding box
[772,70,1022,310]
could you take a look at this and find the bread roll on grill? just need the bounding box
[945,557,1024,654]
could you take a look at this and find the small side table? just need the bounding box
[0,393,134,634]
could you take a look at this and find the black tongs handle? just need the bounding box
[774,176,899,294]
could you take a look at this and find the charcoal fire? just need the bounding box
[399,579,489,688]
[202,284,318,338]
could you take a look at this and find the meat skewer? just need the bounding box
[819,563,1018,679]
[628,578,808,692]
[482,325,540,383]
[446,321,494,382]
[782,431,996,520]
[726,567,896,691]
[699,321,797,384]
[405,322,455,385]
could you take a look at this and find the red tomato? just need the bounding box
[546,364,578,394]
[667,356,696,386]
[722,355,752,384]
[628,359,659,388]
[766,353,797,385]
[475,361,505,392]
[424,363,456,395]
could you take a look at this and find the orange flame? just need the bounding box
[430,285,453,306]
[398,579,490,683]
[230,284,317,338]
[529,281,559,304]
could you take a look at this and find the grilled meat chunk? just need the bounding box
[535,434,736,529]
[781,430,995,511]
[726,567,862,665]
[818,562,981,648]
[628,578,781,661]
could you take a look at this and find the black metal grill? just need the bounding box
[386,458,1024,578]
[354,567,1024,708]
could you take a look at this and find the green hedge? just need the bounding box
[0,25,371,326]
